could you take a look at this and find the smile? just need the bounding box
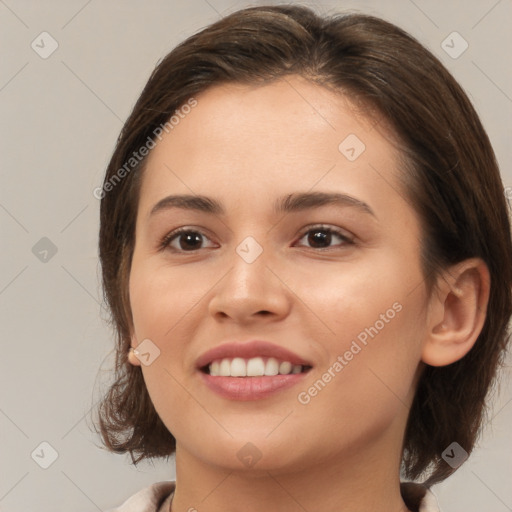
[203,357,310,377]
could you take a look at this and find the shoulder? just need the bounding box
[106,481,175,512]
[401,481,440,512]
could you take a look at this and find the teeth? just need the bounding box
[247,357,265,376]
[219,359,230,376]
[279,361,292,374]
[210,360,220,376]
[265,357,279,376]
[207,357,305,377]
[231,357,246,377]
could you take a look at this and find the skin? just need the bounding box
[127,75,489,512]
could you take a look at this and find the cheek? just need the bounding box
[295,250,427,403]
[128,263,196,430]
[293,308,425,459]
[128,262,208,406]
[294,248,424,339]
[129,261,205,341]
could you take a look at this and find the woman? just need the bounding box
[95,5,512,512]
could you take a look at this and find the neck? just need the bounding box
[170,429,411,512]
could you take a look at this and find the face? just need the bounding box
[128,76,430,473]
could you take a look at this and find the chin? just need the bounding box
[184,433,305,473]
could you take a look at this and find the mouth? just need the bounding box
[196,340,313,400]
[200,356,312,377]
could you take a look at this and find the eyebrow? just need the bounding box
[149,191,376,218]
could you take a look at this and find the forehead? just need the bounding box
[138,76,405,218]
[148,77,382,162]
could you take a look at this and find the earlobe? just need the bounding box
[422,258,490,367]
[127,335,142,367]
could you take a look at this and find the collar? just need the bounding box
[109,480,440,512]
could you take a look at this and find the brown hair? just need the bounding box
[95,5,512,486]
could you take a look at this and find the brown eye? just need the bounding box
[174,231,204,251]
[296,226,354,250]
[160,228,215,252]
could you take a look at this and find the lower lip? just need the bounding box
[199,371,309,400]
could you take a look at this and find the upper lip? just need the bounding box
[196,340,313,369]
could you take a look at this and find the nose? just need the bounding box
[208,243,292,324]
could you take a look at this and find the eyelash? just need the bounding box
[158,225,355,253]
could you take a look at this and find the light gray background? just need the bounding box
[1,0,511,511]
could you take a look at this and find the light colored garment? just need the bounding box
[106,481,441,512]
[106,482,174,512]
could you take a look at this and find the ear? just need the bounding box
[127,334,142,367]
[422,258,490,367]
